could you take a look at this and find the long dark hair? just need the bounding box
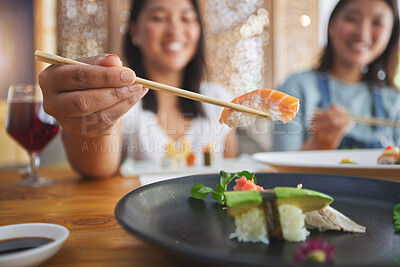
[316,0,400,89]
[124,0,206,117]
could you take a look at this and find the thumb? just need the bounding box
[95,54,123,67]
[76,54,123,67]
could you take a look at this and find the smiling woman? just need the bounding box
[121,0,238,166]
[37,0,238,179]
[273,0,400,152]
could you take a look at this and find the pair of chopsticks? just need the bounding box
[34,50,269,118]
[314,108,400,128]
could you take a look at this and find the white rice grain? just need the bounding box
[229,207,269,244]
[279,204,309,242]
[230,204,309,244]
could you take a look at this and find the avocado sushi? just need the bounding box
[225,187,333,243]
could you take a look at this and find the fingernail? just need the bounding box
[128,84,142,93]
[120,70,135,83]
[141,87,149,96]
[106,54,122,63]
[106,54,119,60]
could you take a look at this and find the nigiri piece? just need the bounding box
[377,145,400,165]
[305,206,366,233]
[229,204,308,244]
[219,89,300,127]
[225,188,333,243]
[224,187,333,216]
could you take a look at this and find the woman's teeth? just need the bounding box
[166,42,184,52]
[349,42,368,52]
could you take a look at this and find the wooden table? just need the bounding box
[0,166,215,266]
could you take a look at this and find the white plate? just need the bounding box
[120,155,269,185]
[0,223,69,267]
[252,149,400,180]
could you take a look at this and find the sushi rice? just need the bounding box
[279,204,309,242]
[219,89,300,127]
[229,204,309,244]
[223,94,284,127]
[229,207,270,244]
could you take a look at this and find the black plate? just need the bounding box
[115,173,400,266]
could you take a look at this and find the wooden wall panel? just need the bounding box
[270,0,319,87]
[34,0,57,80]
[107,0,131,59]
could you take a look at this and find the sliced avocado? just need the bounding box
[274,187,333,212]
[224,190,263,216]
[224,187,333,216]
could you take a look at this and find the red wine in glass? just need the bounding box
[5,84,59,187]
[6,101,59,153]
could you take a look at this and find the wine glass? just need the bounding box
[5,84,60,187]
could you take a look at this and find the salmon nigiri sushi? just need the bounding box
[219,89,299,127]
[377,145,400,164]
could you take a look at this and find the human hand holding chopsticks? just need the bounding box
[38,52,148,137]
[314,107,400,128]
[303,105,352,150]
[35,50,270,120]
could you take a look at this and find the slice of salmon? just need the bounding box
[219,89,300,127]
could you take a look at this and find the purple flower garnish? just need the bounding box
[294,238,337,263]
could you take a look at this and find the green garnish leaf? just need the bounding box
[190,169,258,205]
[212,192,224,201]
[216,184,225,193]
[220,171,233,189]
[236,170,256,184]
[220,170,257,190]
[339,158,357,164]
[191,184,214,199]
[394,204,400,233]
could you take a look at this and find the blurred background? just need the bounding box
[0,0,399,167]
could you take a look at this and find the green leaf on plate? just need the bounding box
[393,204,400,233]
[212,192,224,201]
[191,184,214,199]
[236,170,256,184]
[216,184,225,193]
[190,170,260,205]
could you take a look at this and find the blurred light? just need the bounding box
[395,71,400,88]
[204,1,270,96]
[86,2,98,15]
[377,69,386,81]
[300,15,311,27]
[58,0,107,59]
[205,0,263,35]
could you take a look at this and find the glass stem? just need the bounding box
[29,152,40,180]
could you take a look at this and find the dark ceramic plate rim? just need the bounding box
[115,173,400,266]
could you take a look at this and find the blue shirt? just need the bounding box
[272,70,400,151]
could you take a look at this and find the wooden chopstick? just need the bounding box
[34,50,270,118]
[314,108,400,128]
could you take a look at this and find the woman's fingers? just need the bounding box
[38,53,148,137]
[58,91,148,137]
[39,65,136,92]
[38,54,132,93]
[310,104,353,148]
[92,54,123,67]
[316,105,351,128]
[47,84,147,118]
[73,53,123,67]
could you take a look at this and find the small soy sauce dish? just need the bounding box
[0,223,69,267]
